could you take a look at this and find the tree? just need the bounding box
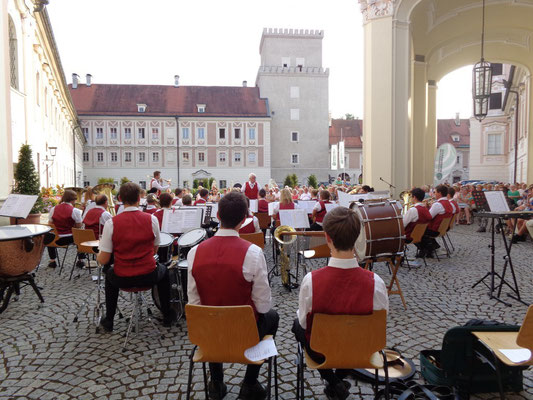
[97,177,115,185]
[307,174,318,189]
[290,174,298,187]
[283,174,292,188]
[12,144,45,213]
[120,177,130,185]
[344,113,355,120]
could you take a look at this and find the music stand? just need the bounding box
[0,194,38,225]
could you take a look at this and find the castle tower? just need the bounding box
[256,28,330,184]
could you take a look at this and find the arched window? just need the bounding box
[36,72,40,105]
[8,16,18,89]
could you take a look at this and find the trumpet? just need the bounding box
[146,175,171,184]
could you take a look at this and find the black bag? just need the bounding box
[420,323,525,394]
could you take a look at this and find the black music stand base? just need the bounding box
[0,273,44,313]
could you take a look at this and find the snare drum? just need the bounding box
[177,228,207,259]
[157,232,174,265]
[350,200,405,260]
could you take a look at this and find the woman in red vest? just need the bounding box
[187,192,279,400]
[257,189,269,213]
[293,207,388,400]
[82,194,112,238]
[272,188,296,222]
[310,190,332,231]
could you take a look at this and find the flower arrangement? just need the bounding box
[40,185,64,213]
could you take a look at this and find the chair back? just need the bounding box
[46,226,68,248]
[447,214,457,231]
[517,305,533,350]
[185,305,260,364]
[304,243,330,259]
[437,217,452,237]
[254,213,271,230]
[309,310,387,369]
[240,232,265,249]
[72,228,97,254]
[410,223,428,245]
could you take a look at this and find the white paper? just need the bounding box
[325,203,339,212]
[244,337,278,362]
[298,200,317,214]
[279,209,310,229]
[162,208,203,233]
[337,191,369,208]
[0,194,38,219]
[249,199,258,213]
[484,191,510,212]
[368,191,390,199]
[207,203,219,221]
[499,348,532,363]
[268,202,279,216]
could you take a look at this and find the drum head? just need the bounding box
[178,228,207,248]
[352,205,367,260]
[159,232,174,247]
[177,259,188,269]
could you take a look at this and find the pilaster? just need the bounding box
[411,57,427,187]
[426,81,438,185]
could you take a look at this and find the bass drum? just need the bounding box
[152,262,184,320]
[350,200,405,260]
[157,232,175,265]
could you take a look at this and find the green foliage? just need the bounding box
[344,113,355,120]
[307,174,318,189]
[208,177,215,188]
[193,178,212,189]
[283,174,299,188]
[291,174,299,187]
[12,144,45,213]
[97,177,115,185]
[120,177,130,185]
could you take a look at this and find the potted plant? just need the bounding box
[10,144,46,224]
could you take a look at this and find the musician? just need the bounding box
[149,170,170,196]
[242,173,260,200]
[187,192,279,399]
[272,188,297,222]
[310,189,319,201]
[45,190,85,268]
[154,193,172,229]
[310,190,332,231]
[447,187,460,216]
[292,207,388,400]
[182,194,193,206]
[193,188,209,206]
[139,189,147,208]
[420,185,453,257]
[144,194,158,214]
[402,188,432,243]
[97,182,174,331]
[239,198,261,234]
[82,194,112,238]
[172,188,184,206]
[82,187,96,218]
[115,195,124,215]
[258,189,269,213]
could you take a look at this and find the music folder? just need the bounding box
[162,208,203,234]
[279,209,310,229]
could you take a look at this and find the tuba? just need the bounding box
[399,190,412,214]
[64,187,86,210]
[93,183,117,216]
[274,225,296,287]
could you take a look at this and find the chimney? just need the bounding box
[174,75,180,87]
[86,74,92,87]
[455,112,460,126]
[72,73,79,89]
[242,80,247,87]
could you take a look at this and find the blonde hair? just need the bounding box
[280,188,293,205]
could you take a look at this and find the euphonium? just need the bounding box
[274,225,296,286]
[93,183,117,216]
[65,187,86,210]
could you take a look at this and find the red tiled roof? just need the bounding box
[437,119,470,148]
[69,84,269,117]
[329,119,362,148]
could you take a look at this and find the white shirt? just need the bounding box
[48,203,83,237]
[145,204,157,211]
[150,178,169,192]
[297,257,389,328]
[174,198,183,207]
[187,229,271,314]
[429,198,446,218]
[300,192,312,201]
[402,202,424,227]
[82,200,96,219]
[99,207,161,253]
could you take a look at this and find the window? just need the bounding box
[219,180,227,189]
[125,152,132,162]
[182,127,190,139]
[290,109,300,120]
[248,153,256,163]
[198,127,205,140]
[9,16,18,90]
[456,155,461,164]
[487,134,502,155]
[137,104,146,113]
[234,128,241,139]
[282,57,290,68]
[138,128,145,139]
[124,128,131,139]
[139,152,145,162]
[82,128,89,140]
[219,128,225,139]
[291,131,299,142]
[489,92,502,110]
[152,128,159,139]
[198,152,205,162]
[110,128,117,139]
[219,152,226,162]
[290,86,300,98]
[139,181,146,190]
[296,57,305,69]
[83,152,89,162]
[110,152,117,162]
[182,152,189,161]
[96,128,103,139]
[97,152,104,162]
[234,152,241,162]
[248,128,256,140]
[452,135,460,142]
[152,152,159,162]
[197,104,206,113]
[83,181,90,188]
[291,154,299,164]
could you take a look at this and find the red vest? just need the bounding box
[450,200,459,215]
[194,198,206,206]
[172,198,179,206]
[154,209,165,229]
[404,205,432,239]
[239,216,256,234]
[115,202,122,214]
[244,182,259,199]
[276,202,295,221]
[144,207,157,215]
[315,200,330,223]
[83,207,105,238]
[258,199,269,213]
[192,236,256,316]
[112,210,155,277]
[429,199,453,231]
[53,203,76,235]
[150,178,161,197]
[307,266,374,341]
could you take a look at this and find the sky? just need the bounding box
[47,0,472,120]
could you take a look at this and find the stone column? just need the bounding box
[411,56,427,187]
[426,81,438,185]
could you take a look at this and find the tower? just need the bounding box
[256,28,330,184]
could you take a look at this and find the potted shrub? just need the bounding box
[10,144,46,224]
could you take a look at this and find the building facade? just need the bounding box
[329,118,363,183]
[256,28,330,184]
[437,116,470,184]
[1,0,83,204]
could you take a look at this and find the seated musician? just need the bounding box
[96,182,174,331]
[172,188,184,206]
[402,188,432,244]
[139,189,147,208]
[292,207,388,400]
[154,193,172,229]
[310,190,332,231]
[447,187,459,216]
[82,187,96,218]
[187,192,279,400]
[82,194,112,238]
[258,189,269,213]
[182,194,193,206]
[239,198,261,234]
[45,189,85,268]
[272,188,297,221]
[115,195,124,215]
[194,188,209,206]
[144,194,158,214]
[419,185,453,258]
[310,189,319,201]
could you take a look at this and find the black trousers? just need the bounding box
[43,233,86,260]
[104,264,171,322]
[210,309,279,385]
[417,229,439,255]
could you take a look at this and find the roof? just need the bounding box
[329,119,363,148]
[437,119,470,148]
[69,84,269,117]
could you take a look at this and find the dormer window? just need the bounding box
[137,103,147,113]
[452,135,460,143]
[197,104,206,113]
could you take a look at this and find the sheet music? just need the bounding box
[0,194,38,219]
[268,202,279,216]
[338,191,369,208]
[298,200,317,214]
[325,203,339,212]
[368,191,390,199]
[244,337,278,362]
[484,191,510,212]
[162,208,203,233]
[279,209,310,229]
[206,203,219,221]
[249,199,258,213]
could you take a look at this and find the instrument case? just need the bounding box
[420,324,525,395]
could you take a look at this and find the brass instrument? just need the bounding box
[64,187,86,210]
[146,175,171,184]
[274,225,296,287]
[399,190,412,214]
[423,198,435,208]
[348,186,362,195]
[93,183,116,216]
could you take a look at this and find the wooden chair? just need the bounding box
[296,310,390,400]
[254,212,272,230]
[185,304,278,399]
[434,217,452,260]
[70,228,98,280]
[444,214,457,252]
[472,306,533,400]
[405,223,428,267]
[240,232,265,249]
[46,225,72,273]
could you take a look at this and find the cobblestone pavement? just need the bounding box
[0,224,532,399]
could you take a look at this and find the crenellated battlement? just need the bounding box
[262,28,324,37]
[257,66,329,76]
